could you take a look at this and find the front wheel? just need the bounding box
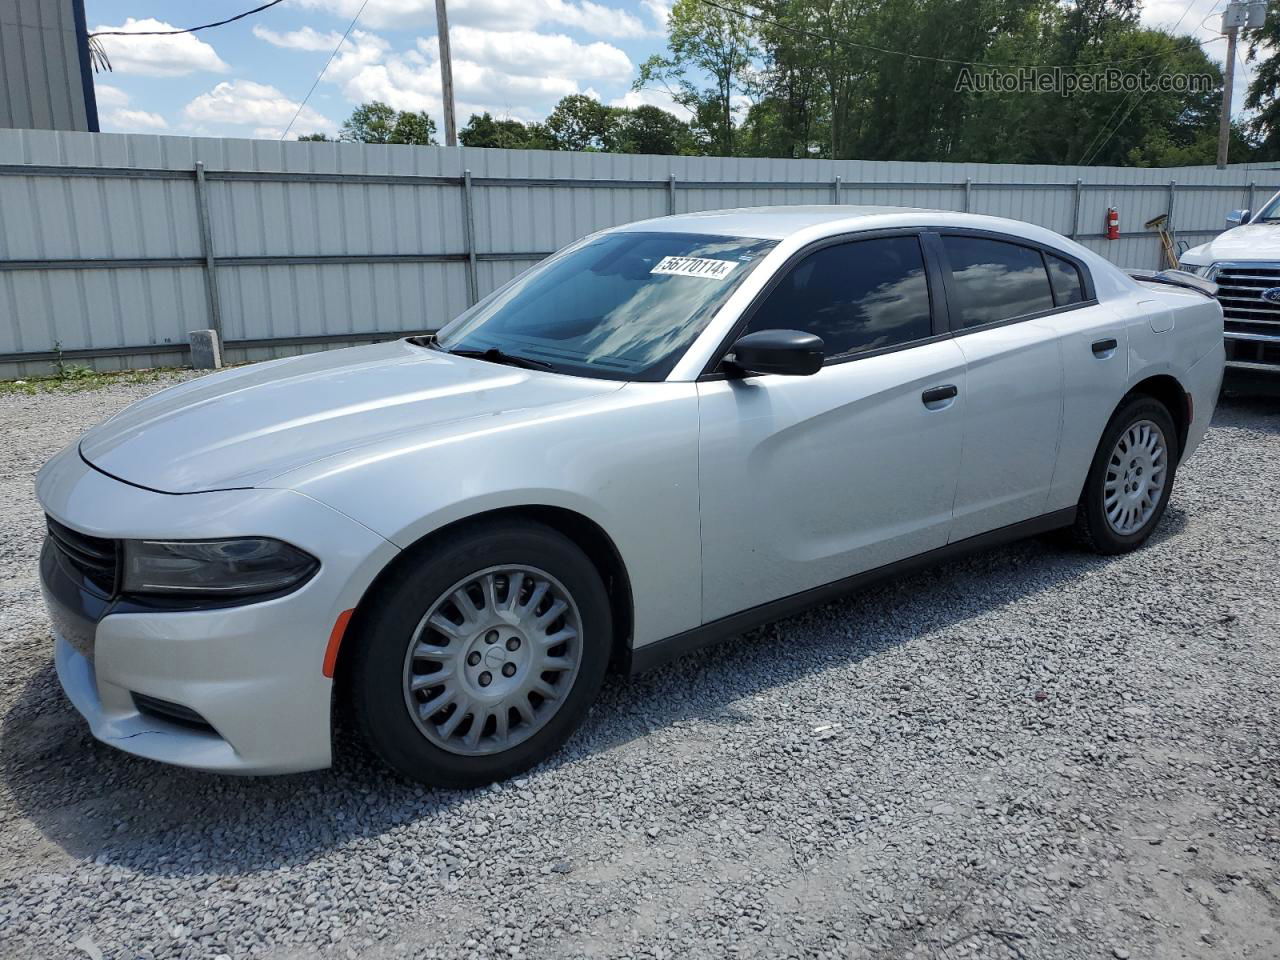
[348,520,612,787]
[1073,395,1179,555]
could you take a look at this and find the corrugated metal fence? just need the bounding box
[2,128,1277,378]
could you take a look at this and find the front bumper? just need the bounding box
[36,444,399,775]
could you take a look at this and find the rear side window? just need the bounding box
[1046,252,1085,306]
[941,235,1054,327]
[746,235,933,358]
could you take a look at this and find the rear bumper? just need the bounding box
[37,443,399,775]
[1181,342,1225,462]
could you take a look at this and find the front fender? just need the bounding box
[268,382,704,649]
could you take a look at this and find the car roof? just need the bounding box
[618,204,1060,243]
[621,205,917,239]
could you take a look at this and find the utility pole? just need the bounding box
[1218,1,1267,169]
[435,0,458,146]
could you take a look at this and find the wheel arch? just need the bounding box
[332,505,636,701]
[1123,373,1190,459]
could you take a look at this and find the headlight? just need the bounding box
[1178,261,1211,277]
[122,538,318,597]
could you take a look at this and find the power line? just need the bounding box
[698,0,1224,71]
[280,0,371,140]
[89,0,288,38]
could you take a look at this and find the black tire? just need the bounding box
[1073,394,1179,555]
[348,519,611,788]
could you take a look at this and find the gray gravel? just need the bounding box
[1,374,1279,960]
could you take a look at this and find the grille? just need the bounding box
[1226,337,1280,367]
[46,516,118,596]
[1214,265,1280,326]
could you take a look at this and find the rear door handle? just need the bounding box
[922,384,958,408]
[1092,337,1118,358]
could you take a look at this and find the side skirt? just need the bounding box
[627,507,1078,676]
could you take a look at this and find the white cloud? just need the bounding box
[447,26,631,81]
[324,27,632,121]
[183,80,331,138]
[252,24,345,51]
[103,108,168,131]
[641,0,672,32]
[93,83,129,108]
[610,87,691,119]
[91,18,230,76]
[293,0,650,38]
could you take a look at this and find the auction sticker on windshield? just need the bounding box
[651,256,739,280]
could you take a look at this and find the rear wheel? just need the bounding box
[349,520,611,787]
[1074,395,1179,554]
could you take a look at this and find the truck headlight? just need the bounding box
[122,538,318,597]
[1178,261,1211,277]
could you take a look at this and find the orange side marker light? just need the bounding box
[323,609,355,678]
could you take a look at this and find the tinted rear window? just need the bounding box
[942,236,1054,327]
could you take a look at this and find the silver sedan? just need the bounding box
[36,206,1225,786]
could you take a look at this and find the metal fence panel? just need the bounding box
[2,128,1279,378]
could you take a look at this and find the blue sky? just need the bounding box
[86,0,1246,143]
[87,0,683,140]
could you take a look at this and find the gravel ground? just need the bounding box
[0,374,1278,960]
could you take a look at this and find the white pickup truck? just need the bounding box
[1178,196,1280,385]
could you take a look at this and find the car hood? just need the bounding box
[1183,222,1280,263]
[78,340,623,494]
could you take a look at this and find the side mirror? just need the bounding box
[727,329,824,377]
[1226,208,1251,228]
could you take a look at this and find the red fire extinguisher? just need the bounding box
[1106,206,1120,240]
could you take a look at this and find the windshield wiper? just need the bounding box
[447,347,555,371]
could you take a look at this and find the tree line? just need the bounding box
[301,0,1280,166]
[298,96,696,155]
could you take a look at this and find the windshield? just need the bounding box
[435,231,777,381]
[1254,192,1280,221]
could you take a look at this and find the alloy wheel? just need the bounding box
[1103,418,1168,536]
[401,565,583,756]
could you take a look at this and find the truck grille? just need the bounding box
[1212,263,1280,370]
[45,516,119,596]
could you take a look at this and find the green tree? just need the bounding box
[339,101,437,145]
[340,101,397,143]
[296,132,331,141]
[545,94,617,150]
[1245,15,1280,159]
[522,122,559,150]
[390,110,438,145]
[637,0,758,155]
[611,105,689,154]
[460,112,532,148]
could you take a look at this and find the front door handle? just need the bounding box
[922,384,958,409]
[1092,337,1118,358]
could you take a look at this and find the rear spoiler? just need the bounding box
[1128,268,1217,299]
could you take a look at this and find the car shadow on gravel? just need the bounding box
[1218,392,1280,430]
[0,506,1189,879]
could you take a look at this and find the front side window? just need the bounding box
[435,231,776,381]
[745,235,933,358]
[942,235,1054,327]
